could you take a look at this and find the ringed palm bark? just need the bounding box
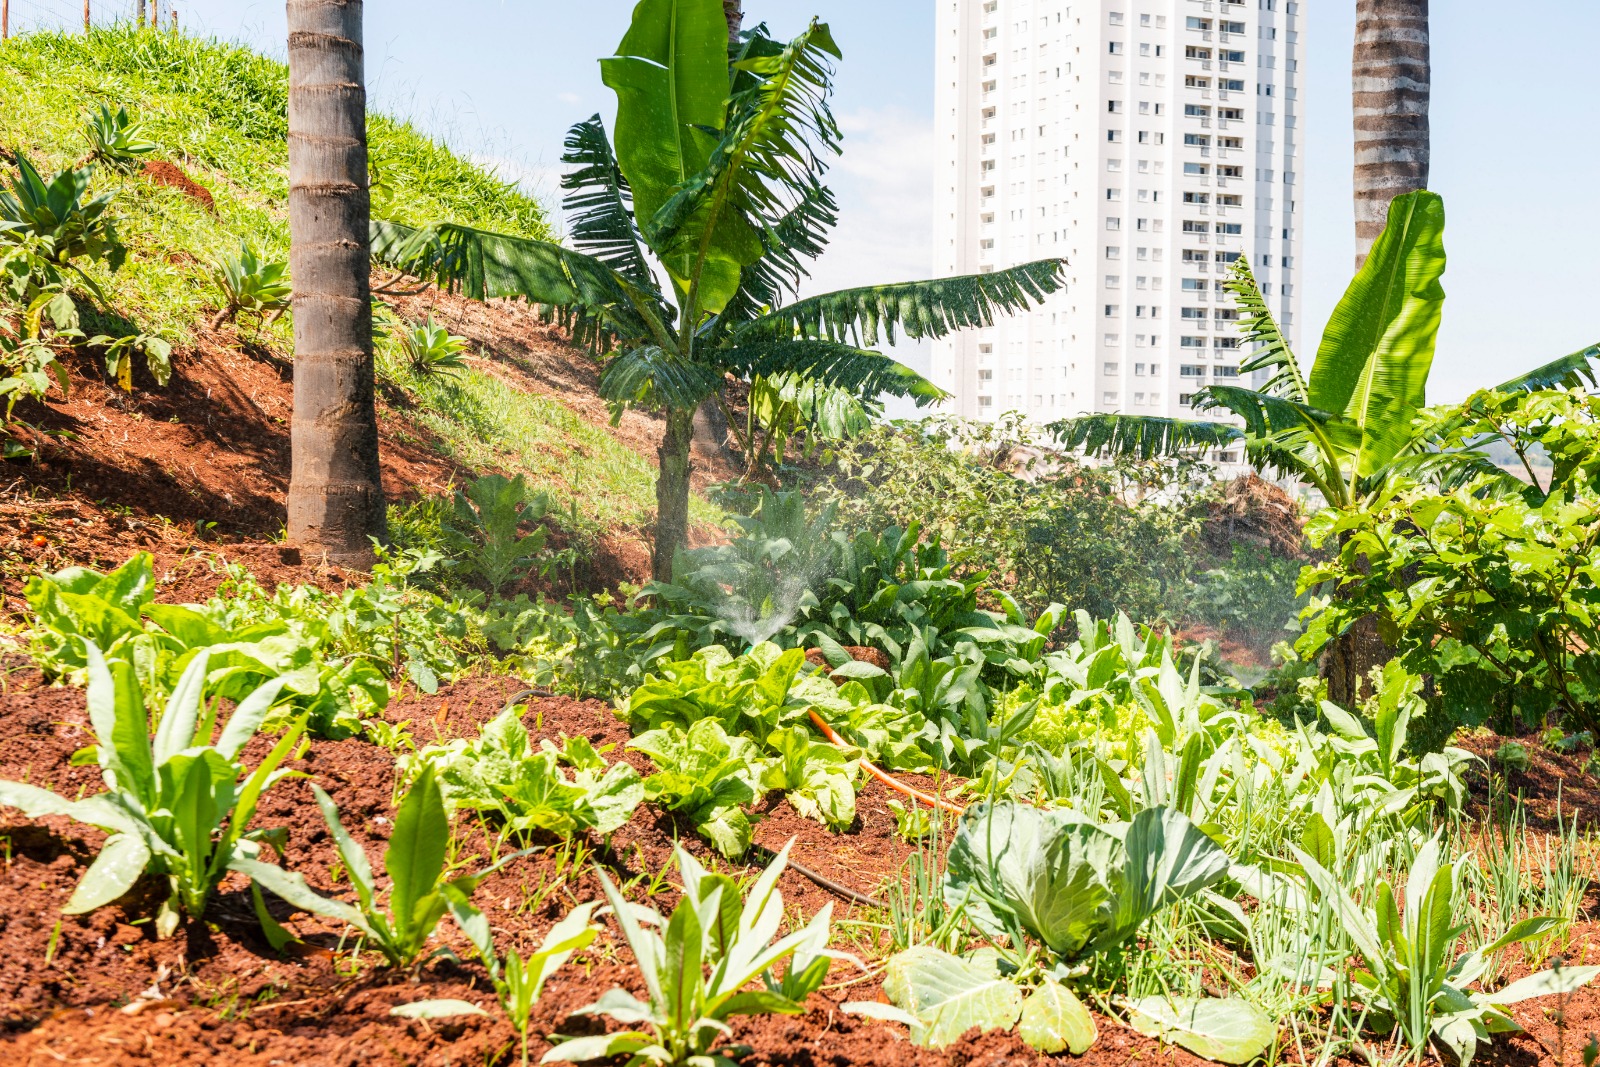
[1051,190,1600,704]
[285,0,387,566]
[1353,0,1430,267]
[371,1,1066,580]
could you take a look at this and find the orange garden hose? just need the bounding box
[808,709,967,817]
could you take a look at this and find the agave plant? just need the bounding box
[372,0,1065,579]
[83,105,157,173]
[209,242,290,328]
[398,316,469,377]
[1051,191,1600,509]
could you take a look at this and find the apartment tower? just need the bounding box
[932,0,1304,432]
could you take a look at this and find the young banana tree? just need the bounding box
[1054,189,1598,702]
[371,0,1065,579]
[1052,190,1600,510]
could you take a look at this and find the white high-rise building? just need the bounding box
[932,0,1304,434]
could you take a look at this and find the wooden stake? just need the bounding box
[83,0,89,31]
[2,0,9,41]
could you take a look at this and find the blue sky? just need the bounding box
[97,1,1600,402]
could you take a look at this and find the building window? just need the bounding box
[1105,275,1122,288]
[1184,104,1211,118]
[1214,365,1239,379]
[1181,337,1208,350]
[1215,222,1242,235]
[1102,392,1119,406]
[1104,333,1120,345]
[1185,47,1212,60]
[1109,41,1125,54]
[1104,305,1121,317]
[1180,363,1208,376]
[1106,217,1122,230]
[1218,165,1244,178]
[1108,99,1123,113]
[1184,134,1211,147]
[1105,246,1122,259]
[1106,188,1122,200]
[1107,130,1124,142]
[1220,49,1245,63]
[1103,362,1120,376]
[1221,78,1245,91]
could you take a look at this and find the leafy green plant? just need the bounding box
[238,766,510,969]
[452,900,600,1066]
[872,800,1272,1060]
[208,242,290,328]
[0,644,302,936]
[942,800,1230,961]
[445,473,550,595]
[25,553,396,738]
[24,552,158,679]
[405,706,643,837]
[544,841,848,1067]
[0,149,125,303]
[87,329,172,389]
[398,315,469,377]
[1297,834,1600,1065]
[83,105,157,172]
[628,718,763,859]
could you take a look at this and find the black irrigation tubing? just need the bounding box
[498,688,883,910]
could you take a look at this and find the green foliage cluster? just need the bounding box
[24,550,482,737]
[808,416,1212,625]
[1299,387,1600,741]
[404,706,643,838]
[546,842,848,1067]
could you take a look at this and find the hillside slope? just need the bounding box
[0,27,729,597]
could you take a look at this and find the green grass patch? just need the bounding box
[0,26,717,534]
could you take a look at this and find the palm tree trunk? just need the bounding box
[723,0,742,43]
[1352,0,1430,268]
[285,0,387,567]
[653,407,696,581]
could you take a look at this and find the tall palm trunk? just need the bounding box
[723,1,742,43]
[285,0,387,567]
[1352,0,1430,267]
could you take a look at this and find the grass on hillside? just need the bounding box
[0,26,717,534]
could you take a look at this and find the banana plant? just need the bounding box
[1052,190,1600,507]
[371,0,1065,579]
[0,643,302,936]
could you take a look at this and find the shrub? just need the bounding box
[0,150,125,303]
[1298,388,1600,740]
[445,473,551,595]
[399,316,469,377]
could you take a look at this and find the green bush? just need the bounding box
[1299,388,1600,740]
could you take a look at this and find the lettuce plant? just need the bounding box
[238,766,511,969]
[628,718,763,858]
[406,706,642,837]
[0,644,302,936]
[545,842,850,1067]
